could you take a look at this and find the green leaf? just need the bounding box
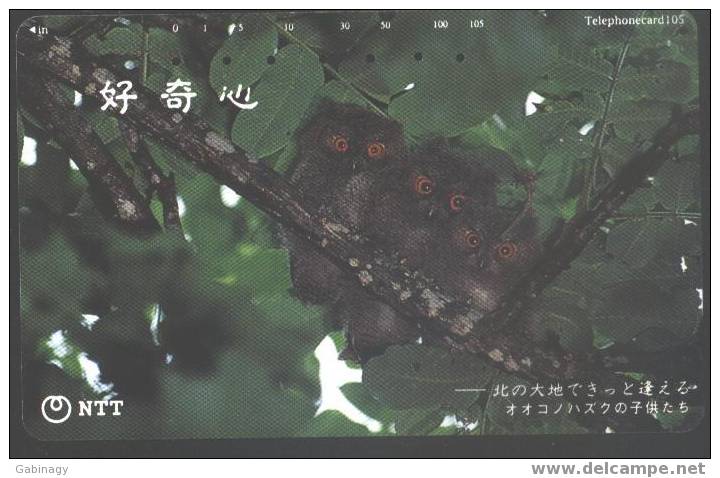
[363,345,495,410]
[234,197,277,247]
[84,23,143,57]
[337,11,554,137]
[592,279,701,344]
[147,28,215,115]
[617,61,691,101]
[656,406,705,432]
[535,126,592,201]
[527,296,593,353]
[307,410,376,437]
[158,350,316,438]
[144,137,197,179]
[526,94,603,135]
[652,159,700,212]
[218,247,291,294]
[313,80,369,107]
[457,118,539,165]
[21,234,106,337]
[543,45,613,92]
[484,375,589,435]
[341,382,395,426]
[230,44,324,158]
[592,254,702,344]
[546,253,605,307]
[173,174,241,265]
[41,15,88,32]
[609,99,674,142]
[208,23,278,96]
[606,218,697,268]
[267,143,296,175]
[79,111,121,144]
[394,408,445,435]
[286,12,379,54]
[146,27,187,72]
[19,143,78,216]
[606,219,666,268]
[600,139,642,179]
[36,331,85,380]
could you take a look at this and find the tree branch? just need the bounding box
[19,72,160,235]
[17,30,484,337]
[486,105,699,332]
[579,31,633,211]
[118,120,184,233]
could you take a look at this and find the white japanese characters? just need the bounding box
[161,79,198,113]
[99,80,137,115]
[219,84,258,110]
[97,79,257,114]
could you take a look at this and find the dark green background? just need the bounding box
[18,10,702,439]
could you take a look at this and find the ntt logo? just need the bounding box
[40,395,124,424]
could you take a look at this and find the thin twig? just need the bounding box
[580,32,633,211]
[141,17,149,86]
[610,210,702,221]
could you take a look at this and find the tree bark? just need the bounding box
[19,72,160,234]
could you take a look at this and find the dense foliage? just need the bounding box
[18,10,702,439]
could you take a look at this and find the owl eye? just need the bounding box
[448,193,467,212]
[328,134,349,153]
[414,175,435,196]
[496,241,518,260]
[367,142,386,159]
[464,230,482,249]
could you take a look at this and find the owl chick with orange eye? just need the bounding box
[335,196,504,362]
[284,101,407,304]
[488,215,540,276]
[419,210,498,312]
[430,210,539,316]
[288,100,406,210]
[362,152,497,265]
[359,118,404,167]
